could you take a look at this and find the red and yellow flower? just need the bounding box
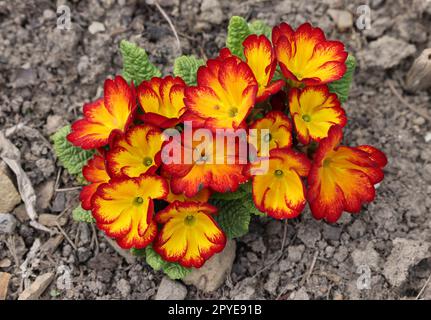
[249,111,292,156]
[162,129,248,197]
[106,124,163,178]
[154,201,226,268]
[137,76,187,128]
[307,126,387,223]
[184,54,258,130]
[289,86,346,145]
[249,148,311,219]
[272,23,347,86]
[67,76,136,149]
[163,132,249,197]
[243,34,284,102]
[80,154,110,210]
[92,174,168,249]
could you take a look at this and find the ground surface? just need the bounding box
[1,0,431,300]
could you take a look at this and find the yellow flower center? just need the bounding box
[302,114,311,122]
[228,107,238,118]
[274,169,284,177]
[134,196,144,205]
[143,157,153,167]
[184,215,196,226]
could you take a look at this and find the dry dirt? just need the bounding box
[0,0,431,300]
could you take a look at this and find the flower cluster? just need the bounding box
[67,22,387,269]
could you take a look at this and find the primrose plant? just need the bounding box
[52,17,387,279]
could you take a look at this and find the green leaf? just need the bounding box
[130,248,146,257]
[173,55,205,86]
[212,198,251,239]
[328,54,356,103]
[51,125,95,176]
[145,245,191,279]
[163,262,192,280]
[243,197,266,217]
[226,16,251,59]
[145,245,166,271]
[248,20,272,39]
[72,205,95,223]
[120,40,161,85]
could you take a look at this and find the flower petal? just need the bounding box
[106,124,163,178]
[307,126,387,223]
[92,174,168,249]
[154,201,226,268]
[250,148,311,219]
[289,86,346,145]
[273,22,347,86]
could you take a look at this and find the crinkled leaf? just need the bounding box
[248,20,272,39]
[72,205,95,223]
[120,40,161,85]
[173,55,205,86]
[243,196,266,217]
[145,245,191,279]
[328,54,356,103]
[163,262,192,280]
[212,198,251,239]
[145,245,166,271]
[130,248,146,257]
[226,16,251,59]
[51,125,95,176]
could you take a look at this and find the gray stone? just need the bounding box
[200,0,223,25]
[88,22,106,34]
[289,287,309,300]
[363,17,392,39]
[264,271,280,295]
[383,238,430,287]
[155,277,187,300]
[322,224,342,241]
[351,242,381,270]
[250,237,266,254]
[287,245,305,263]
[0,213,17,234]
[347,220,367,239]
[297,223,321,247]
[230,278,257,300]
[183,239,236,292]
[45,115,65,136]
[36,180,55,210]
[77,247,92,263]
[117,279,131,297]
[0,162,21,212]
[327,9,353,32]
[358,36,417,70]
[266,220,282,236]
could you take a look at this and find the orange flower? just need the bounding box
[106,124,163,178]
[243,34,284,102]
[249,111,292,157]
[249,148,311,219]
[92,174,168,249]
[289,86,346,145]
[137,76,186,128]
[67,76,136,149]
[154,201,226,268]
[185,54,258,130]
[272,23,347,86]
[307,126,387,223]
[162,129,248,197]
[80,154,110,210]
